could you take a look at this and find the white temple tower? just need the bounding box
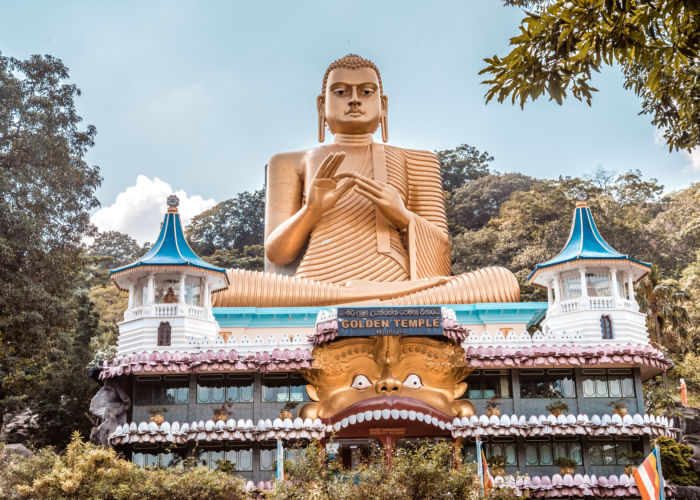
[528,191,651,346]
[109,195,229,355]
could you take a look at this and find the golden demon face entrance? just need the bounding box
[298,335,475,443]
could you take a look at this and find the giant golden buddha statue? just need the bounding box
[212,55,519,308]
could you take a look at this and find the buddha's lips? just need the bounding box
[322,395,454,425]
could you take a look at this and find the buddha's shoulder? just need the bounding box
[384,145,440,166]
[268,145,336,171]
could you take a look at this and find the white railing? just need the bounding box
[187,305,204,318]
[131,307,143,319]
[553,297,638,316]
[590,297,614,310]
[558,299,580,314]
[154,304,178,317]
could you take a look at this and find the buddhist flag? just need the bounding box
[475,438,493,494]
[633,443,665,500]
[276,438,284,482]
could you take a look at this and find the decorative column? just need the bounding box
[547,280,553,306]
[202,276,210,314]
[178,272,188,315]
[127,280,135,309]
[126,279,135,320]
[627,274,635,300]
[553,274,562,302]
[579,267,589,309]
[609,269,619,297]
[147,273,156,304]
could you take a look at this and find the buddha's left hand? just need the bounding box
[337,172,411,230]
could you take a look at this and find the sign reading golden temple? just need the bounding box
[338,307,442,336]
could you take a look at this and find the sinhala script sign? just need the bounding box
[337,307,442,337]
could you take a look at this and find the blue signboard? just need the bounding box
[337,307,442,337]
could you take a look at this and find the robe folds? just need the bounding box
[211,145,520,308]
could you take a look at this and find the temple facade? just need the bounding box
[92,192,675,497]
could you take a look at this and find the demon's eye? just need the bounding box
[404,374,423,389]
[351,374,372,390]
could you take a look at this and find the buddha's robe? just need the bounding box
[212,145,519,308]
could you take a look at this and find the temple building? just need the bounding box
[90,189,675,498]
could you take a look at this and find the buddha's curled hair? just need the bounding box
[322,54,383,95]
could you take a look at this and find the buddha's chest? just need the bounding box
[303,145,371,181]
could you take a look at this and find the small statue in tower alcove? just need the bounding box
[163,287,178,304]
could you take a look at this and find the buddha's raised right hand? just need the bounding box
[305,152,354,216]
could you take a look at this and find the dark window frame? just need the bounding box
[581,369,635,399]
[519,369,576,399]
[134,375,189,406]
[196,374,254,404]
[589,436,643,466]
[262,373,312,402]
[601,315,613,340]
[158,321,171,346]
[460,370,512,400]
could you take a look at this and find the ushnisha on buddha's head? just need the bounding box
[317,54,388,142]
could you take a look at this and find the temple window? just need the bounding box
[519,369,576,398]
[463,436,517,466]
[132,444,187,468]
[582,369,635,398]
[261,440,306,470]
[601,315,614,339]
[196,374,254,404]
[524,436,581,466]
[589,436,643,465]
[262,373,312,402]
[460,370,512,399]
[134,375,189,405]
[157,321,171,346]
[137,275,203,306]
[194,443,252,471]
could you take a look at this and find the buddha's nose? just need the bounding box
[375,367,403,394]
[349,86,361,106]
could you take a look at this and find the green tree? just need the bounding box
[657,436,700,486]
[88,231,146,270]
[436,144,493,194]
[0,52,101,366]
[486,0,700,151]
[636,264,691,388]
[186,189,264,257]
[203,245,264,272]
[450,172,537,233]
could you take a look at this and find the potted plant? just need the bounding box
[485,394,502,418]
[212,399,234,422]
[147,406,169,425]
[546,399,570,417]
[486,454,508,477]
[553,457,579,476]
[607,398,630,417]
[279,401,299,420]
[619,451,646,475]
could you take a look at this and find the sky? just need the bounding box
[3,1,699,243]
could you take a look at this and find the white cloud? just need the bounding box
[91,176,216,244]
[653,128,700,172]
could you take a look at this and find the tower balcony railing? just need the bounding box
[550,296,639,317]
[123,304,209,321]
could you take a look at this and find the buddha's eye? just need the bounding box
[404,374,423,389]
[351,374,372,390]
[334,89,347,96]
[362,89,374,95]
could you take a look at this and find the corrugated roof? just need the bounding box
[109,211,228,280]
[528,203,651,279]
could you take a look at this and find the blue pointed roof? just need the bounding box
[528,201,650,280]
[110,208,229,283]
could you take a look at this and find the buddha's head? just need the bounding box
[298,336,475,422]
[318,54,388,142]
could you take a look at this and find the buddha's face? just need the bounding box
[299,336,474,421]
[320,67,387,136]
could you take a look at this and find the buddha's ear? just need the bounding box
[380,94,389,143]
[454,382,467,399]
[317,94,326,143]
[306,384,320,402]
